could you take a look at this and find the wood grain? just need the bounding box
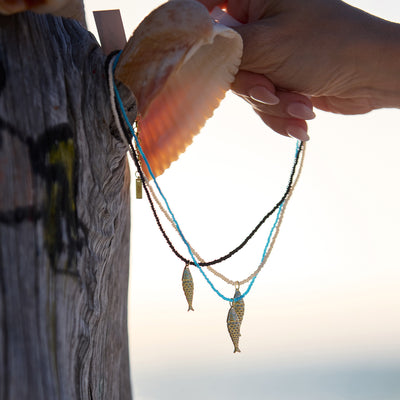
[0,12,135,399]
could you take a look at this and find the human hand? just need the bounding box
[200,0,400,116]
[210,1,317,140]
[232,70,314,141]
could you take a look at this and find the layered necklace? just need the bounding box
[108,53,306,353]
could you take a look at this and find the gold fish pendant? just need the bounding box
[233,287,245,329]
[182,265,194,311]
[227,305,241,353]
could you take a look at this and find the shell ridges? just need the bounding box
[115,0,243,178]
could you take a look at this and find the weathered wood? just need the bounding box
[0,12,135,400]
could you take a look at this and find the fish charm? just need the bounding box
[233,288,245,327]
[182,265,194,311]
[227,305,241,353]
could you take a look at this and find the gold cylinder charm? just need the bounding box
[135,173,142,199]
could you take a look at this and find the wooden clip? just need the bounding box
[93,9,127,55]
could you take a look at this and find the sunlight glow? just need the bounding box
[84,1,400,399]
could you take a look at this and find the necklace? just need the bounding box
[136,142,304,296]
[143,145,305,287]
[143,141,304,268]
[108,53,306,352]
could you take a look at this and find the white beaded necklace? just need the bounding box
[108,53,306,352]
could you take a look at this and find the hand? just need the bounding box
[209,1,317,140]
[233,70,314,141]
[200,0,400,115]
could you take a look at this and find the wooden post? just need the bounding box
[0,11,135,400]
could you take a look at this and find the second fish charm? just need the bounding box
[233,288,245,328]
[182,265,194,311]
[227,305,241,353]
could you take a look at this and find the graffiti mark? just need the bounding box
[0,206,42,224]
[0,120,87,275]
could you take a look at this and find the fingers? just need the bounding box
[312,96,374,115]
[234,72,279,105]
[248,86,279,106]
[232,70,314,140]
[256,112,309,141]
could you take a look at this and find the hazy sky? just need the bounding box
[85,1,400,399]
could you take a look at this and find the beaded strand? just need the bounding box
[109,53,305,302]
[108,51,289,269]
[144,142,305,286]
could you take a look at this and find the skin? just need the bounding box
[198,0,400,138]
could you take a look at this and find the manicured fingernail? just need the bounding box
[287,102,316,120]
[286,125,310,141]
[248,86,280,105]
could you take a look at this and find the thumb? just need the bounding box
[232,21,277,74]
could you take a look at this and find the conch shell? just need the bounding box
[115,0,243,178]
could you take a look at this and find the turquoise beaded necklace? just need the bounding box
[109,52,305,352]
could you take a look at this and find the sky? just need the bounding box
[84,1,400,399]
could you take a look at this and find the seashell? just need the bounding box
[115,0,243,178]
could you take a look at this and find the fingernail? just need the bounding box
[287,102,316,120]
[286,125,310,141]
[248,86,280,105]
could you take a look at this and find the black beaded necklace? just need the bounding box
[108,52,306,353]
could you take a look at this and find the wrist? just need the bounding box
[348,8,400,109]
